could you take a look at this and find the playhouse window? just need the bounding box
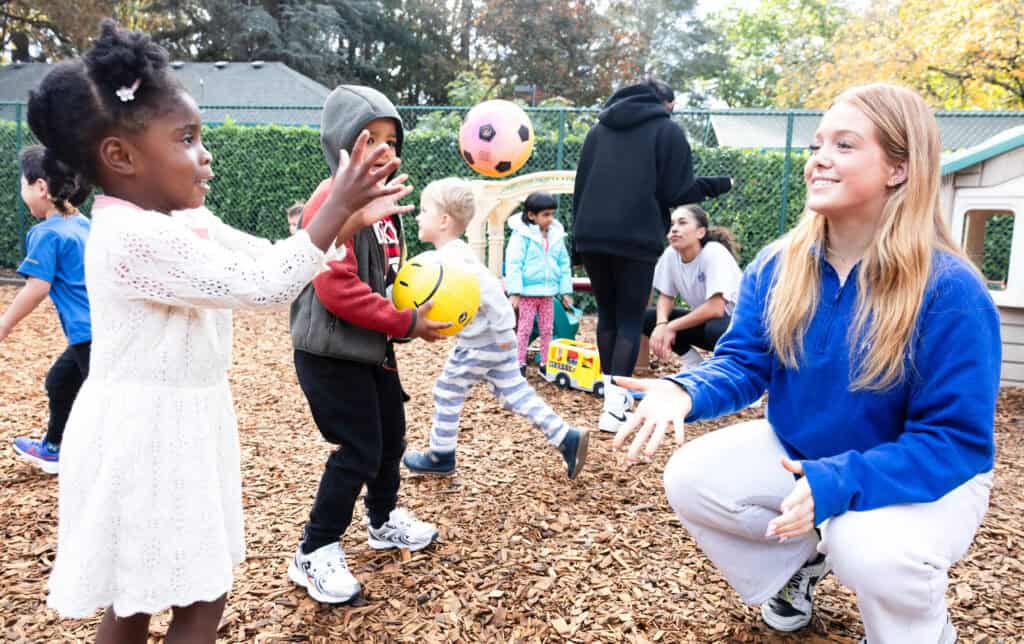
[961,209,1014,290]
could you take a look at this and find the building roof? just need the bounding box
[709,111,1024,152]
[0,61,329,126]
[940,125,1024,175]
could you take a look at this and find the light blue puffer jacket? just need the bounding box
[505,216,573,297]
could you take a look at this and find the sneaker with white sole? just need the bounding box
[678,347,703,370]
[860,617,957,643]
[367,508,438,552]
[598,375,634,433]
[761,553,830,632]
[13,437,60,474]
[288,542,361,604]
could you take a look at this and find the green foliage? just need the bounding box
[706,0,850,107]
[2,116,1011,293]
[1,120,23,269]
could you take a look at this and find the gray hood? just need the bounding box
[320,85,404,174]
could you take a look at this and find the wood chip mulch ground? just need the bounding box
[1,285,1022,643]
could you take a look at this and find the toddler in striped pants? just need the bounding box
[402,178,589,479]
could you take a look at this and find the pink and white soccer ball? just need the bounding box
[459,99,535,178]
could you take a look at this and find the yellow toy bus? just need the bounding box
[541,339,604,398]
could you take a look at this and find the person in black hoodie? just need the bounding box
[572,78,732,433]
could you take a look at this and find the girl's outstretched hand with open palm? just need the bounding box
[305,130,415,250]
[612,376,692,464]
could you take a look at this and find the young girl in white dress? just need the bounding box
[28,20,414,644]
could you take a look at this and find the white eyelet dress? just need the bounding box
[46,196,323,618]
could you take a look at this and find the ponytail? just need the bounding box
[704,226,740,260]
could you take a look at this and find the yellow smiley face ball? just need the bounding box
[392,252,481,337]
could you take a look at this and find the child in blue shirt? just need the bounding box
[613,84,1000,643]
[3,146,92,474]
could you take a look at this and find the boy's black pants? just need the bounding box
[294,348,407,554]
[44,341,91,446]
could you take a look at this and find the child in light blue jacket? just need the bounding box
[505,192,573,373]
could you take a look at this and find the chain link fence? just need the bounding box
[2,102,1020,288]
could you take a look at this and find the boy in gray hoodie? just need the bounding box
[288,86,448,604]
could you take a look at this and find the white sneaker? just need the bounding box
[598,375,634,433]
[288,542,361,604]
[678,347,704,370]
[367,508,438,552]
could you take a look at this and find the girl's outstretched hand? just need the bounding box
[334,174,414,245]
[331,130,407,213]
[765,457,816,541]
[612,376,692,464]
[306,130,413,251]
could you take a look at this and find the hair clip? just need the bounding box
[115,78,141,103]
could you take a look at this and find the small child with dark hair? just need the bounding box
[505,191,573,374]
[637,204,743,374]
[3,145,91,474]
[287,85,448,607]
[403,178,588,480]
[287,200,304,234]
[27,19,411,642]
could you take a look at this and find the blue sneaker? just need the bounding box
[403,449,456,475]
[13,437,60,474]
[557,428,589,480]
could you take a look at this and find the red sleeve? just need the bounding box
[303,178,415,338]
[300,178,333,230]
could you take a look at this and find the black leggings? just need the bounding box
[642,307,731,355]
[580,252,656,377]
[44,341,91,446]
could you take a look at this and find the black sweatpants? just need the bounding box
[44,341,91,446]
[294,348,407,553]
[580,252,656,377]
[642,307,732,355]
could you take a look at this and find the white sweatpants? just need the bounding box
[663,419,992,643]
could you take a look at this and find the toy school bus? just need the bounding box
[541,339,604,398]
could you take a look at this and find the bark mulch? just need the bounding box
[1,285,1022,643]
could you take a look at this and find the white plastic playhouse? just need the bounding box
[941,127,1024,388]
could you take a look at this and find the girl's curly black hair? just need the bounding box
[27,19,185,207]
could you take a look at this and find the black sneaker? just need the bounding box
[403,449,456,475]
[760,553,830,632]
[557,427,589,480]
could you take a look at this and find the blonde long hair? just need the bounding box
[766,84,964,390]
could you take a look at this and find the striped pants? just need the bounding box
[429,339,570,453]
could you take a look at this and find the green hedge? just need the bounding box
[1,119,806,270]
[2,119,1010,291]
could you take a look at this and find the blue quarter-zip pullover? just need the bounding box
[670,247,1000,525]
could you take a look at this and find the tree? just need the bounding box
[474,0,640,106]
[788,0,1024,109]
[608,0,727,106]
[706,0,850,107]
[1,0,114,62]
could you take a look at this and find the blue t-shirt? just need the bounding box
[17,213,92,344]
